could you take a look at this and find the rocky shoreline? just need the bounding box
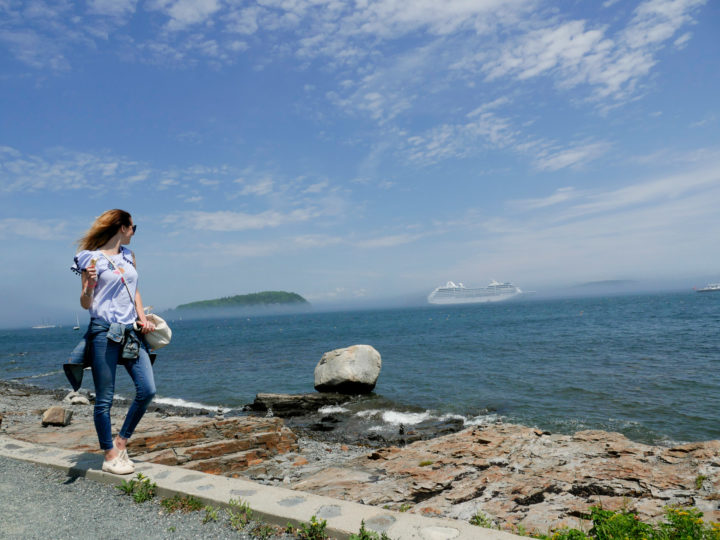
[1,379,718,535]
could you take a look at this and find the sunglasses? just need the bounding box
[131,224,137,233]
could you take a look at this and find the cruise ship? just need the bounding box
[696,283,720,293]
[427,280,523,304]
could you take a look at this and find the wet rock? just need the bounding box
[314,345,381,394]
[247,392,351,418]
[41,406,73,426]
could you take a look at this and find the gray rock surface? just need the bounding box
[314,345,381,394]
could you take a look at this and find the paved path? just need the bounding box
[0,455,253,539]
[0,435,520,540]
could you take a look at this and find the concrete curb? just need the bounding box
[0,435,521,540]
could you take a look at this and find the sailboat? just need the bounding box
[73,314,80,331]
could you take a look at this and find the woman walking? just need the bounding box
[73,209,156,475]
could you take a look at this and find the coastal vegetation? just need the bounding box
[471,505,720,540]
[349,522,392,540]
[295,515,329,539]
[115,472,157,503]
[176,290,308,310]
[160,494,204,513]
[119,478,392,539]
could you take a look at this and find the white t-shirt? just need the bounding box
[74,247,138,324]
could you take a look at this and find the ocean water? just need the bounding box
[2,292,719,445]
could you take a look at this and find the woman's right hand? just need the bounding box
[86,263,98,287]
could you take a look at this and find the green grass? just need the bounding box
[469,511,497,529]
[349,520,393,540]
[296,515,329,540]
[470,505,720,540]
[227,498,253,530]
[160,494,204,513]
[202,506,219,524]
[114,472,156,503]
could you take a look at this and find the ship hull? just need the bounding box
[427,292,521,304]
[427,282,522,305]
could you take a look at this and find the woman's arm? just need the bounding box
[134,289,156,334]
[131,252,155,334]
[79,262,97,309]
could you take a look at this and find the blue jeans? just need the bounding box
[89,319,156,450]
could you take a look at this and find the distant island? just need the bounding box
[176,291,309,310]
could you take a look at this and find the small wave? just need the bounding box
[464,413,499,426]
[355,408,498,428]
[355,409,382,419]
[356,408,464,426]
[153,396,230,412]
[382,410,431,425]
[12,369,63,380]
[318,405,349,414]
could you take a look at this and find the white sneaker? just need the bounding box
[118,449,134,466]
[102,455,134,475]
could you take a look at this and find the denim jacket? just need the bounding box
[64,318,154,391]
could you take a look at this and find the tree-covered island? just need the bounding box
[176,291,309,310]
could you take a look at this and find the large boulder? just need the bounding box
[314,345,381,394]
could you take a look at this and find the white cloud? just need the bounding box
[160,0,221,31]
[552,163,720,222]
[510,187,579,211]
[673,31,691,48]
[690,114,716,128]
[484,20,610,82]
[404,105,518,164]
[0,29,69,70]
[303,181,329,194]
[169,208,319,231]
[2,0,705,123]
[238,178,274,196]
[534,141,611,171]
[448,162,720,285]
[87,0,138,17]
[0,146,144,192]
[290,234,343,248]
[0,218,67,240]
[198,178,220,186]
[214,242,280,258]
[481,0,706,103]
[356,233,424,249]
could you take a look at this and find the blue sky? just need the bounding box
[1,0,719,326]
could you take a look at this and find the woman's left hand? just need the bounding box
[138,319,156,334]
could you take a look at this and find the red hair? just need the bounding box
[77,209,132,251]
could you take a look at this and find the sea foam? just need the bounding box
[153,396,230,412]
[318,405,349,414]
